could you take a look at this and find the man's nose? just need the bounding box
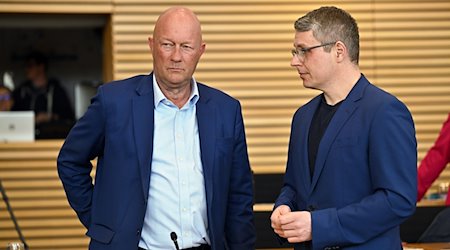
[290,55,302,67]
[171,47,182,61]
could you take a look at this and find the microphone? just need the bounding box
[170,232,180,250]
[0,179,29,250]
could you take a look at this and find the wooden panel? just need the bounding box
[373,0,450,195]
[0,140,89,249]
[0,0,113,13]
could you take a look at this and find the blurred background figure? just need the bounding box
[11,51,74,124]
[0,71,15,111]
[0,85,13,111]
[416,113,450,243]
[417,113,450,205]
[11,51,75,138]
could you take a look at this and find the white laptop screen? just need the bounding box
[0,111,35,142]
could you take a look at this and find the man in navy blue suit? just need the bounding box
[270,6,417,249]
[57,7,255,250]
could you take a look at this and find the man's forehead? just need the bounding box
[294,31,318,46]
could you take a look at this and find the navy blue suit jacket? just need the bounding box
[57,74,256,250]
[275,75,417,249]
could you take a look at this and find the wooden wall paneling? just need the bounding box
[0,0,113,14]
[373,0,450,194]
[0,141,89,250]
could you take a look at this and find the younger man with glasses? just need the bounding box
[271,6,417,249]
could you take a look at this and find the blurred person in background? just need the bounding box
[0,84,13,111]
[12,51,74,125]
[417,113,450,205]
[415,114,450,243]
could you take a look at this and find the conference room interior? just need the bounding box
[0,1,449,249]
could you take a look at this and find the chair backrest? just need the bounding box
[418,207,450,242]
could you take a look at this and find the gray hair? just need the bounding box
[295,6,360,64]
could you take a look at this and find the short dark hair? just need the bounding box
[294,6,360,64]
[26,51,48,71]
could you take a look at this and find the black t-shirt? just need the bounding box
[308,95,343,179]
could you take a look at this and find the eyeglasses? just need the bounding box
[291,42,336,60]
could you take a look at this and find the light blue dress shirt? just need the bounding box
[138,75,210,250]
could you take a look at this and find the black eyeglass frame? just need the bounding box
[291,41,337,58]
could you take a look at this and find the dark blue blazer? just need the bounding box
[275,75,417,249]
[57,73,256,250]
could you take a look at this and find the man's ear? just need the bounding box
[199,42,206,56]
[148,37,153,52]
[335,41,346,63]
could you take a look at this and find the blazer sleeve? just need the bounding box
[57,86,106,228]
[225,101,256,249]
[417,113,450,201]
[274,112,300,211]
[312,99,417,248]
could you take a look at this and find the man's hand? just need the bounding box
[271,205,312,243]
[270,205,291,238]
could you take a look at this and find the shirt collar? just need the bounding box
[152,74,200,108]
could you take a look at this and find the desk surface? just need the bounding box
[265,243,450,250]
[417,199,447,207]
[404,242,450,250]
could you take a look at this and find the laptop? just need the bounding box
[0,111,34,142]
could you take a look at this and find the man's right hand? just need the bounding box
[270,205,291,238]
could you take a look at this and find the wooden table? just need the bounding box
[403,242,450,250]
[417,199,446,207]
[264,243,450,250]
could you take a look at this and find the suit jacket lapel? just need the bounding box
[309,76,367,194]
[196,84,215,207]
[132,74,155,198]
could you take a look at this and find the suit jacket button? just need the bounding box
[137,230,141,235]
[307,205,315,211]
